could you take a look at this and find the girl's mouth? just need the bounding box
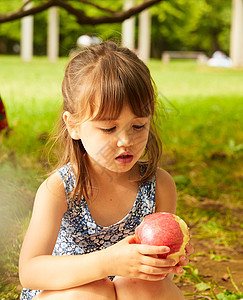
[115,153,133,164]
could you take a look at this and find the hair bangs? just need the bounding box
[90,54,155,121]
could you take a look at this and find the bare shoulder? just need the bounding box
[156,168,176,189]
[33,171,67,214]
[155,167,177,214]
[39,171,66,196]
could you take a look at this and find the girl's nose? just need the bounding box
[117,130,133,148]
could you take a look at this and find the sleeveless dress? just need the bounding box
[20,164,156,300]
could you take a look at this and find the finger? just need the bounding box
[126,235,137,244]
[178,255,189,266]
[120,235,136,245]
[140,264,173,276]
[137,244,170,256]
[141,255,176,268]
[186,242,194,255]
[139,273,167,281]
[173,266,184,275]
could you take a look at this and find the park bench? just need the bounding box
[162,51,208,64]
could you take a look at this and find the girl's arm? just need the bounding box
[19,172,174,290]
[155,167,177,215]
[19,172,109,290]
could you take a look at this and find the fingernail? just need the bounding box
[164,247,170,252]
[178,268,184,275]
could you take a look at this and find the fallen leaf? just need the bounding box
[222,273,230,281]
[196,282,211,291]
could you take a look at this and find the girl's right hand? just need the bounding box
[104,236,176,281]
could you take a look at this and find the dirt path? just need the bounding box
[176,237,243,298]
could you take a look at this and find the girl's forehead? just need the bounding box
[93,104,149,121]
[89,99,150,122]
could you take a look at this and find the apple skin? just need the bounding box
[134,212,189,263]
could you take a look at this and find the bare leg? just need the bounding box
[34,278,116,300]
[114,277,185,300]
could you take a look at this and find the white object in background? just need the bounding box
[48,7,59,62]
[138,8,151,62]
[21,1,33,62]
[230,0,243,67]
[122,0,135,51]
[207,51,232,68]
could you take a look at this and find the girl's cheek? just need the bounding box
[134,133,149,147]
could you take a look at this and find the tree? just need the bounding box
[0,0,163,24]
[150,0,231,57]
[0,0,232,57]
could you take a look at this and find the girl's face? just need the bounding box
[65,104,150,175]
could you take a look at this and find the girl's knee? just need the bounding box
[114,277,163,299]
[69,278,116,300]
[87,278,116,299]
[114,277,185,300]
[35,278,116,300]
[145,278,185,300]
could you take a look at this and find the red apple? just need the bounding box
[134,212,189,263]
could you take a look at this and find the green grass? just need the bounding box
[150,59,243,100]
[0,56,242,298]
[1,56,242,161]
[0,56,66,160]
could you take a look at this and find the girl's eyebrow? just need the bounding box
[91,118,115,123]
[93,116,149,122]
[94,117,116,121]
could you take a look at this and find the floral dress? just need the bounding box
[20,164,156,300]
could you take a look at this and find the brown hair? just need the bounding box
[55,41,162,202]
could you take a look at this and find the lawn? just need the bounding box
[0,56,242,299]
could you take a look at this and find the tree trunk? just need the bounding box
[138,8,151,62]
[20,1,33,62]
[122,0,135,51]
[47,7,59,62]
[230,0,243,66]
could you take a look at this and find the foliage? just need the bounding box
[0,0,122,56]
[182,266,243,299]
[58,8,122,57]
[0,284,20,300]
[151,0,232,57]
[0,0,232,57]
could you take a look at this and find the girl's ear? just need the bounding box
[63,111,80,140]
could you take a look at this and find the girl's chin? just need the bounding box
[104,164,134,174]
[87,156,138,175]
[97,161,135,174]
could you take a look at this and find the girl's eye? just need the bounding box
[133,124,145,130]
[101,127,116,133]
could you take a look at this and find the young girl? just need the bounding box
[19,41,193,300]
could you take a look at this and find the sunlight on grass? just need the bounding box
[0,56,66,157]
[0,56,242,298]
[1,56,242,160]
[149,59,243,101]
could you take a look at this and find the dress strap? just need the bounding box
[57,163,76,200]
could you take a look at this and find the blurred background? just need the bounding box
[0,0,242,299]
[0,0,235,59]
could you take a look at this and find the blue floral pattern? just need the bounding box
[20,164,156,299]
